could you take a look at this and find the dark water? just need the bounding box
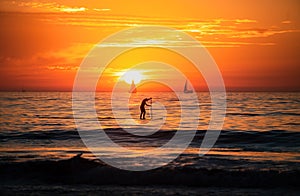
[0,92,299,190]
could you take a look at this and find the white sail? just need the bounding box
[129,80,137,93]
[184,80,193,93]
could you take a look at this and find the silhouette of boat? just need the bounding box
[129,80,137,93]
[184,80,193,93]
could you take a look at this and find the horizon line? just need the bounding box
[1,90,300,93]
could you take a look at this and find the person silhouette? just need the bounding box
[140,97,152,119]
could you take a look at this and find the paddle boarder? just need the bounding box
[140,97,152,119]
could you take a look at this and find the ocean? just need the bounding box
[0,92,299,194]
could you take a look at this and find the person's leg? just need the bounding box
[143,111,146,119]
[141,108,146,119]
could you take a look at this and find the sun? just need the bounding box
[122,70,143,84]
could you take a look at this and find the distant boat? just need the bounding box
[129,80,137,93]
[184,80,193,93]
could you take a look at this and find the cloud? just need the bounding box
[282,20,292,24]
[0,43,93,72]
[0,1,110,13]
[1,1,298,49]
[47,65,77,71]
[35,14,299,47]
[3,2,295,48]
[200,41,275,48]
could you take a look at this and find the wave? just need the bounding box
[2,128,299,153]
[227,112,300,117]
[0,129,80,140]
[0,154,299,188]
[1,128,299,144]
[283,122,300,126]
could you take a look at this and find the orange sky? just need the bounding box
[0,0,299,91]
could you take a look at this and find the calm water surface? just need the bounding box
[0,92,299,171]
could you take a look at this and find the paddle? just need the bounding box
[150,98,153,119]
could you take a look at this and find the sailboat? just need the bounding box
[184,80,193,93]
[129,80,137,93]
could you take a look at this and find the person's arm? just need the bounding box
[147,98,152,106]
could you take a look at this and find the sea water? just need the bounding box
[0,92,299,179]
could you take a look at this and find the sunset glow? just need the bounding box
[1,1,300,191]
[121,70,144,84]
[0,0,299,91]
